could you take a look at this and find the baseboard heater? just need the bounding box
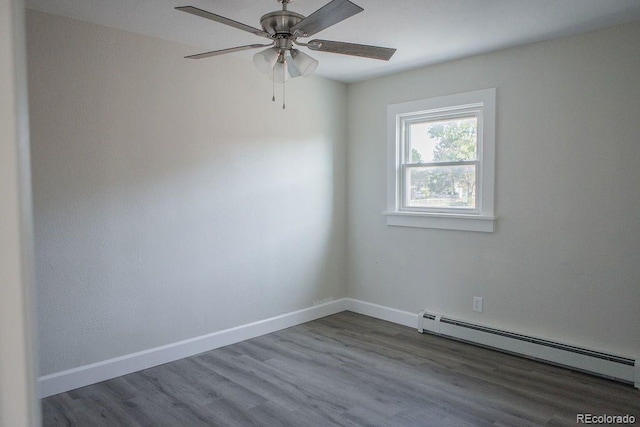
[418,311,639,389]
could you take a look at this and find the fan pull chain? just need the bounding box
[282,63,286,109]
[272,68,275,102]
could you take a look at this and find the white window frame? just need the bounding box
[385,88,497,232]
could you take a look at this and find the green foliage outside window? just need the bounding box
[410,119,477,208]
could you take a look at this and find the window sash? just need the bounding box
[399,112,482,214]
[401,162,479,214]
[401,113,480,164]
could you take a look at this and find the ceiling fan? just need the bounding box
[176,0,396,107]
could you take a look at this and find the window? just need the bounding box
[386,88,496,232]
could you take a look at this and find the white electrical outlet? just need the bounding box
[473,296,483,313]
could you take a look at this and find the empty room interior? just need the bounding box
[3,0,640,425]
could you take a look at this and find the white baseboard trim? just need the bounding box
[344,298,418,329]
[38,298,639,397]
[38,298,348,398]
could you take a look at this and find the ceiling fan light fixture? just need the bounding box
[290,49,318,77]
[287,56,303,78]
[252,47,279,74]
[269,59,290,84]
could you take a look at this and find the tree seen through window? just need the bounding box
[407,118,477,209]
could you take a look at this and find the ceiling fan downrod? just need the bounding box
[277,0,293,11]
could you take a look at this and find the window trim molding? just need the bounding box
[385,88,497,232]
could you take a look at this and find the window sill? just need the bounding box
[383,211,496,233]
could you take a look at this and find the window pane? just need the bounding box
[406,165,476,209]
[408,117,477,163]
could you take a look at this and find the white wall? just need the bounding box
[27,10,347,376]
[0,0,39,425]
[347,22,640,357]
[27,6,640,385]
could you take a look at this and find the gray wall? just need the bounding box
[347,22,640,357]
[27,10,348,376]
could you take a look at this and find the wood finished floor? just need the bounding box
[42,312,640,426]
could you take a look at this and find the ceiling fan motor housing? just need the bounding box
[260,11,305,38]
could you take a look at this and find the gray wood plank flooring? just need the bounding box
[42,312,640,426]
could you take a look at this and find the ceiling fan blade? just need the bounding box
[308,39,396,61]
[185,44,273,60]
[176,6,272,39]
[290,0,363,37]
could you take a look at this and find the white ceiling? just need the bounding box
[25,0,640,83]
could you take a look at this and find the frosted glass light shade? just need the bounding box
[269,60,290,84]
[253,48,279,74]
[287,56,302,78]
[290,49,318,77]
